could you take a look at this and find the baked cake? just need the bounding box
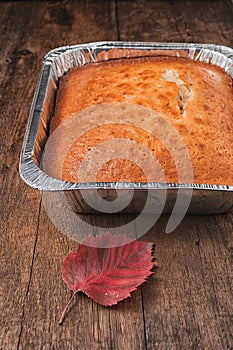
[44,56,233,185]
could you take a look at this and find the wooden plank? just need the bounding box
[117,0,233,46]
[0,2,45,348]
[0,1,146,350]
[139,215,233,349]
[0,1,117,349]
[116,1,233,348]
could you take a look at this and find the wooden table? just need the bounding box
[1,1,233,349]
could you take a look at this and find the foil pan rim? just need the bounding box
[19,158,233,192]
[43,41,233,61]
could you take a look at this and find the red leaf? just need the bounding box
[61,232,154,318]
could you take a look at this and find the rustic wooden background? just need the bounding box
[0,1,233,349]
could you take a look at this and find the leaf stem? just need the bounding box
[58,291,78,325]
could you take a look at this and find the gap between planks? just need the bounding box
[16,198,42,350]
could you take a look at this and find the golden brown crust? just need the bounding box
[50,56,233,185]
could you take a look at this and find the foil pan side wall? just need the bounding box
[63,188,233,215]
[19,42,233,215]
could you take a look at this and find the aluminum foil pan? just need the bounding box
[19,42,233,224]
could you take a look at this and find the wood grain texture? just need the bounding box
[0,1,233,349]
[117,0,233,46]
[141,214,233,349]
